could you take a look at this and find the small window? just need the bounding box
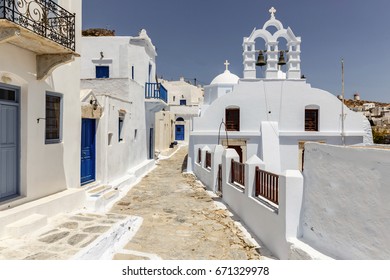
[134,129,138,141]
[173,96,176,102]
[225,108,240,131]
[96,66,109,78]
[45,92,62,144]
[0,88,16,102]
[131,66,135,80]
[176,117,184,122]
[180,99,187,106]
[118,111,125,142]
[305,109,319,131]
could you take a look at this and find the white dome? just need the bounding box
[210,70,239,85]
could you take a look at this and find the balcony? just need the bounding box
[0,0,78,79]
[145,83,168,104]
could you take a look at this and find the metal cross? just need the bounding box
[269,7,276,17]
[224,60,230,71]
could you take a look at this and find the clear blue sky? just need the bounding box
[83,0,390,102]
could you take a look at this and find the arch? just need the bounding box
[305,104,320,110]
[247,29,274,44]
[176,117,184,122]
[262,18,284,31]
[0,71,28,87]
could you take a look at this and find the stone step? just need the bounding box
[87,185,111,196]
[5,214,48,238]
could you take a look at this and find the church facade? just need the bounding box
[187,8,371,174]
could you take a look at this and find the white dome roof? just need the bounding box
[210,70,239,85]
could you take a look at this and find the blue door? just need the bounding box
[175,125,185,141]
[0,100,19,200]
[149,128,154,159]
[81,119,96,185]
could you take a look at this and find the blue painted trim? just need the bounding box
[0,82,20,200]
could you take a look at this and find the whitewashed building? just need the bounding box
[80,30,165,209]
[189,7,374,259]
[188,7,371,174]
[0,0,85,236]
[154,78,203,153]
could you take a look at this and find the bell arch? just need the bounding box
[243,7,302,80]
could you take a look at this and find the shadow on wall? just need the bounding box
[181,154,188,172]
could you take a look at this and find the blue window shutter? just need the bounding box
[96,66,109,78]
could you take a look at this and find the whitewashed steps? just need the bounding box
[5,214,47,238]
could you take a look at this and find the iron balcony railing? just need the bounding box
[0,0,76,51]
[145,83,168,103]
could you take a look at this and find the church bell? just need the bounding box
[256,50,267,67]
[278,51,286,66]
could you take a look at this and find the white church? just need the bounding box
[187,7,371,174]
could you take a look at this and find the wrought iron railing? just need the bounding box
[231,159,245,187]
[255,167,279,205]
[145,83,168,103]
[0,0,76,51]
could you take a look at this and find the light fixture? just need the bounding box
[100,51,104,59]
[90,98,98,110]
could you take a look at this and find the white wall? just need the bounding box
[81,32,157,87]
[188,79,368,172]
[194,146,304,259]
[0,0,82,209]
[301,143,390,259]
[80,79,149,185]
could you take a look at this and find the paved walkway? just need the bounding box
[110,146,263,260]
[0,146,269,260]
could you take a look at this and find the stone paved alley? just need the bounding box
[0,146,269,260]
[110,146,263,260]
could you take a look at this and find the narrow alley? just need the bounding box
[110,146,262,260]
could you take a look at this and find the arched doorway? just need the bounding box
[175,117,185,141]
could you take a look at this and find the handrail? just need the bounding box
[255,167,279,205]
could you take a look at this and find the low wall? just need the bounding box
[301,143,390,259]
[194,145,304,259]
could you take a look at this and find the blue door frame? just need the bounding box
[0,85,19,201]
[175,125,185,141]
[81,119,96,185]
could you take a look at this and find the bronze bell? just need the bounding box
[256,50,267,67]
[278,51,286,65]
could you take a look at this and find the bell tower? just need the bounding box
[242,7,301,80]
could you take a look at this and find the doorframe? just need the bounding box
[175,124,185,141]
[0,83,21,201]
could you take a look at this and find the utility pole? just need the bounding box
[341,58,345,146]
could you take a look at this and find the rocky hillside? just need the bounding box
[82,28,115,37]
[344,99,389,108]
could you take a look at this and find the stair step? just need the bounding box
[103,189,118,200]
[5,214,48,238]
[87,185,111,195]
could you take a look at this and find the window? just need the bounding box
[180,99,187,106]
[45,92,62,144]
[96,66,109,78]
[176,117,184,122]
[0,88,16,102]
[173,96,176,102]
[225,107,240,131]
[305,109,319,131]
[131,66,135,80]
[118,111,125,142]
